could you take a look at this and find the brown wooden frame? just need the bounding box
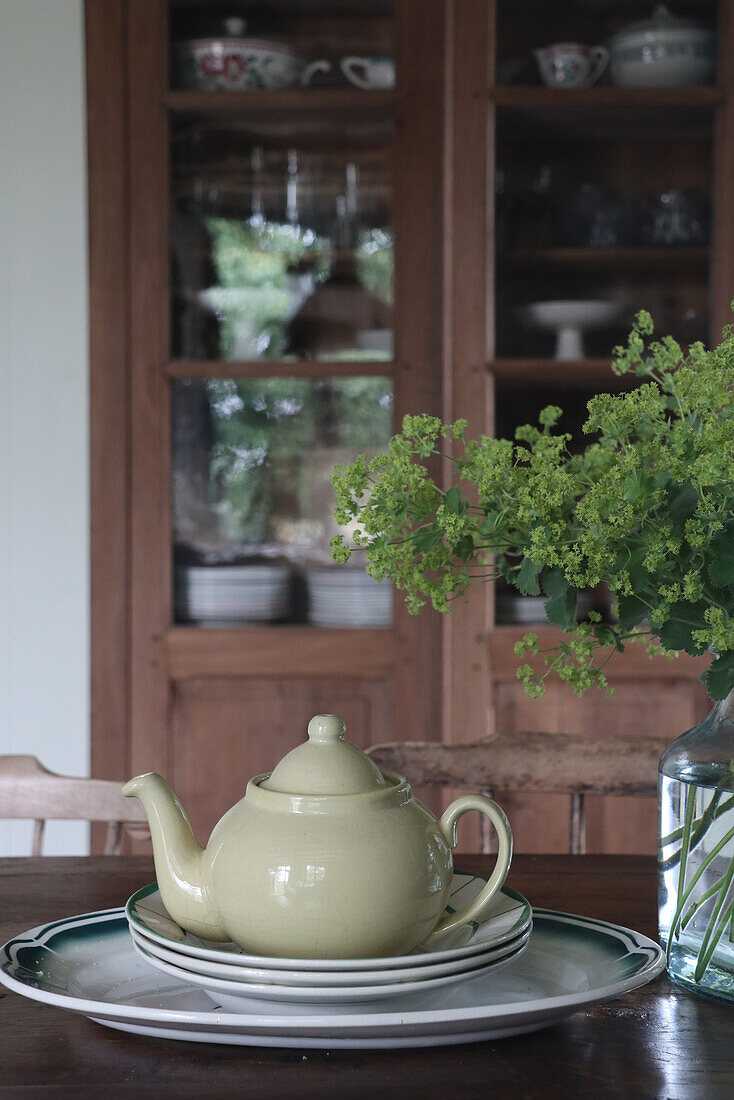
[86,0,131,806]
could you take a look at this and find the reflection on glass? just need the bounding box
[172,376,393,626]
[171,120,393,361]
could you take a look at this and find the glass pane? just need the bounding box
[172,376,393,627]
[171,117,393,361]
[169,2,394,94]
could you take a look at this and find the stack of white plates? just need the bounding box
[306,568,392,628]
[176,565,291,625]
[125,872,532,1009]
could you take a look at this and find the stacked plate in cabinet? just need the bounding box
[125,872,532,1008]
[175,564,290,625]
[306,567,392,628]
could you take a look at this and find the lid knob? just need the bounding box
[260,713,389,796]
[307,714,346,744]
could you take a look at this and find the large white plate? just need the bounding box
[131,928,530,1005]
[126,874,532,971]
[0,908,664,1049]
[129,922,531,987]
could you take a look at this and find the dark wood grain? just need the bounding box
[86,0,131,849]
[0,856,731,1098]
[127,0,172,780]
[712,0,734,337]
[367,731,662,796]
[389,0,445,746]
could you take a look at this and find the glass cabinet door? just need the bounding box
[168,1,395,627]
[170,120,393,362]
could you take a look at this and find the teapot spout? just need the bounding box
[122,772,228,941]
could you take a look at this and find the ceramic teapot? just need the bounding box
[123,714,512,959]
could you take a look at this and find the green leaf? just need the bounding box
[616,593,649,633]
[668,484,699,525]
[543,568,578,630]
[613,544,651,593]
[413,526,441,553]
[443,486,465,515]
[658,600,709,654]
[708,526,734,589]
[479,511,500,537]
[702,651,734,701]
[454,534,475,563]
[515,557,542,596]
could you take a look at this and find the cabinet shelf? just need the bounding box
[500,247,710,271]
[493,86,721,139]
[166,88,395,115]
[488,625,708,683]
[490,358,633,387]
[167,359,396,380]
[167,89,394,147]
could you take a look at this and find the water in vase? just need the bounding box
[659,766,734,1003]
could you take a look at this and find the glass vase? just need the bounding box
[659,687,734,1003]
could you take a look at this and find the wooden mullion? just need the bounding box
[128,0,172,778]
[86,0,131,853]
[711,0,734,338]
[390,0,446,744]
[443,0,494,748]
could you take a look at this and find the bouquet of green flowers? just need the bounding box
[331,312,734,699]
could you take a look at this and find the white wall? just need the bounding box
[0,0,89,854]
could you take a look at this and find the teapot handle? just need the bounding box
[425,794,513,944]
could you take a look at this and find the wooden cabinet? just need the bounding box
[88,0,726,852]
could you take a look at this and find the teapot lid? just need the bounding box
[261,714,389,796]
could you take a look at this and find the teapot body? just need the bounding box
[123,714,513,959]
[203,774,453,958]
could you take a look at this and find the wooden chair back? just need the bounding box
[367,732,661,854]
[0,755,149,855]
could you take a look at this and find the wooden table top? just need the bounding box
[0,855,732,1098]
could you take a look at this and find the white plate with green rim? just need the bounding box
[129,921,532,987]
[130,928,531,1005]
[125,872,532,972]
[0,907,664,1049]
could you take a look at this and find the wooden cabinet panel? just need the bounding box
[494,677,711,854]
[171,677,392,841]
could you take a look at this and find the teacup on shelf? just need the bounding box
[340,55,395,90]
[534,42,609,89]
